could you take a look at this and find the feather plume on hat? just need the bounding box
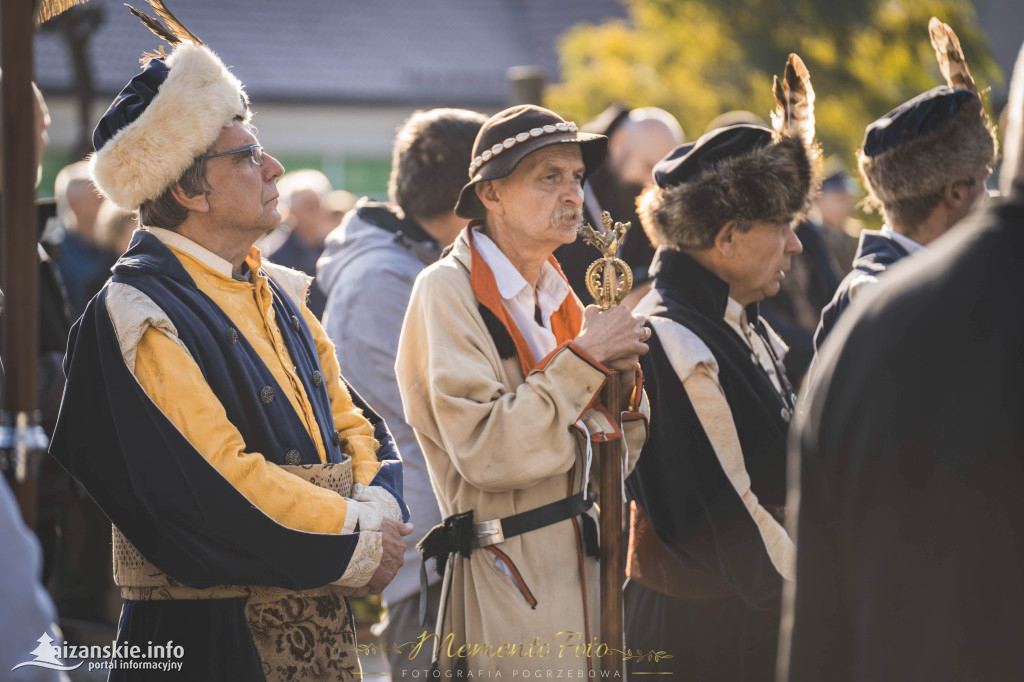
[772,54,816,150]
[126,0,203,63]
[929,17,978,96]
[637,54,821,250]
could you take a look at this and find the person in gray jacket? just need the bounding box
[316,107,485,676]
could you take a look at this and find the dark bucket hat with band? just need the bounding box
[454,105,608,219]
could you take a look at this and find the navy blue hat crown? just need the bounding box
[93,59,171,153]
[653,124,773,189]
[863,86,979,158]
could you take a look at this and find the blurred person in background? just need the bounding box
[84,201,137,297]
[813,159,861,275]
[704,109,768,133]
[555,104,683,307]
[317,107,485,677]
[323,188,357,233]
[53,160,107,319]
[759,173,844,386]
[0,80,74,588]
[268,168,334,317]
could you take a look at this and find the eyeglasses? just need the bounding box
[201,144,264,166]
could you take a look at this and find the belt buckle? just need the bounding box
[471,519,505,548]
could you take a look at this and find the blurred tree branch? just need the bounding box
[549,0,1001,183]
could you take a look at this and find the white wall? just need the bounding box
[43,96,430,156]
[41,95,445,193]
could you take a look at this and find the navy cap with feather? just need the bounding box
[653,124,773,189]
[637,54,821,251]
[856,18,997,211]
[863,86,978,158]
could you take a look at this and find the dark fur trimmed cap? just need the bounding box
[857,18,998,211]
[454,105,607,219]
[638,54,821,250]
[857,86,996,207]
[652,125,773,187]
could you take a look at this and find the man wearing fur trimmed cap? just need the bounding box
[48,4,410,679]
[626,55,818,679]
[812,18,996,353]
[783,37,1024,682]
[395,104,650,675]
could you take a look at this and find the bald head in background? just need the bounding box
[609,107,685,187]
[555,105,684,306]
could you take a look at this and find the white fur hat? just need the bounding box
[90,39,249,210]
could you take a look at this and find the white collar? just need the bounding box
[473,229,530,300]
[724,297,746,325]
[472,228,569,307]
[881,225,927,256]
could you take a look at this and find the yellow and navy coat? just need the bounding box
[50,228,407,676]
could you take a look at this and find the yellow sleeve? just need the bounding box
[134,325,360,535]
[301,305,383,487]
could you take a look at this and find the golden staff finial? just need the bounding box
[576,211,633,309]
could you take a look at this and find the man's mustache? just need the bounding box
[554,209,583,226]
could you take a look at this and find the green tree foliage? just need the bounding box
[548,0,1001,170]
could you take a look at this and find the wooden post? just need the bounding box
[1,0,44,529]
[506,65,545,106]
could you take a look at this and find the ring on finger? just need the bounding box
[641,327,651,342]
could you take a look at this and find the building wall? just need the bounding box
[40,96,494,200]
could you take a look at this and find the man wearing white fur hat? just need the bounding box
[49,3,410,680]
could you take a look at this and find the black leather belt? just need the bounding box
[416,491,597,626]
[472,491,595,548]
[419,491,595,562]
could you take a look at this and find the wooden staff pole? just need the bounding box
[577,212,634,678]
[599,372,626,676]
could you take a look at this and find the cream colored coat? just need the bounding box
[396,232,649,674]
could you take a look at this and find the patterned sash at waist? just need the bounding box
[114,461,354,601]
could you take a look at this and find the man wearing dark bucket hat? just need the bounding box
[624,55,819,679]
[395,105,650,675]
[48,3,409,679]
[812,18,997,355]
